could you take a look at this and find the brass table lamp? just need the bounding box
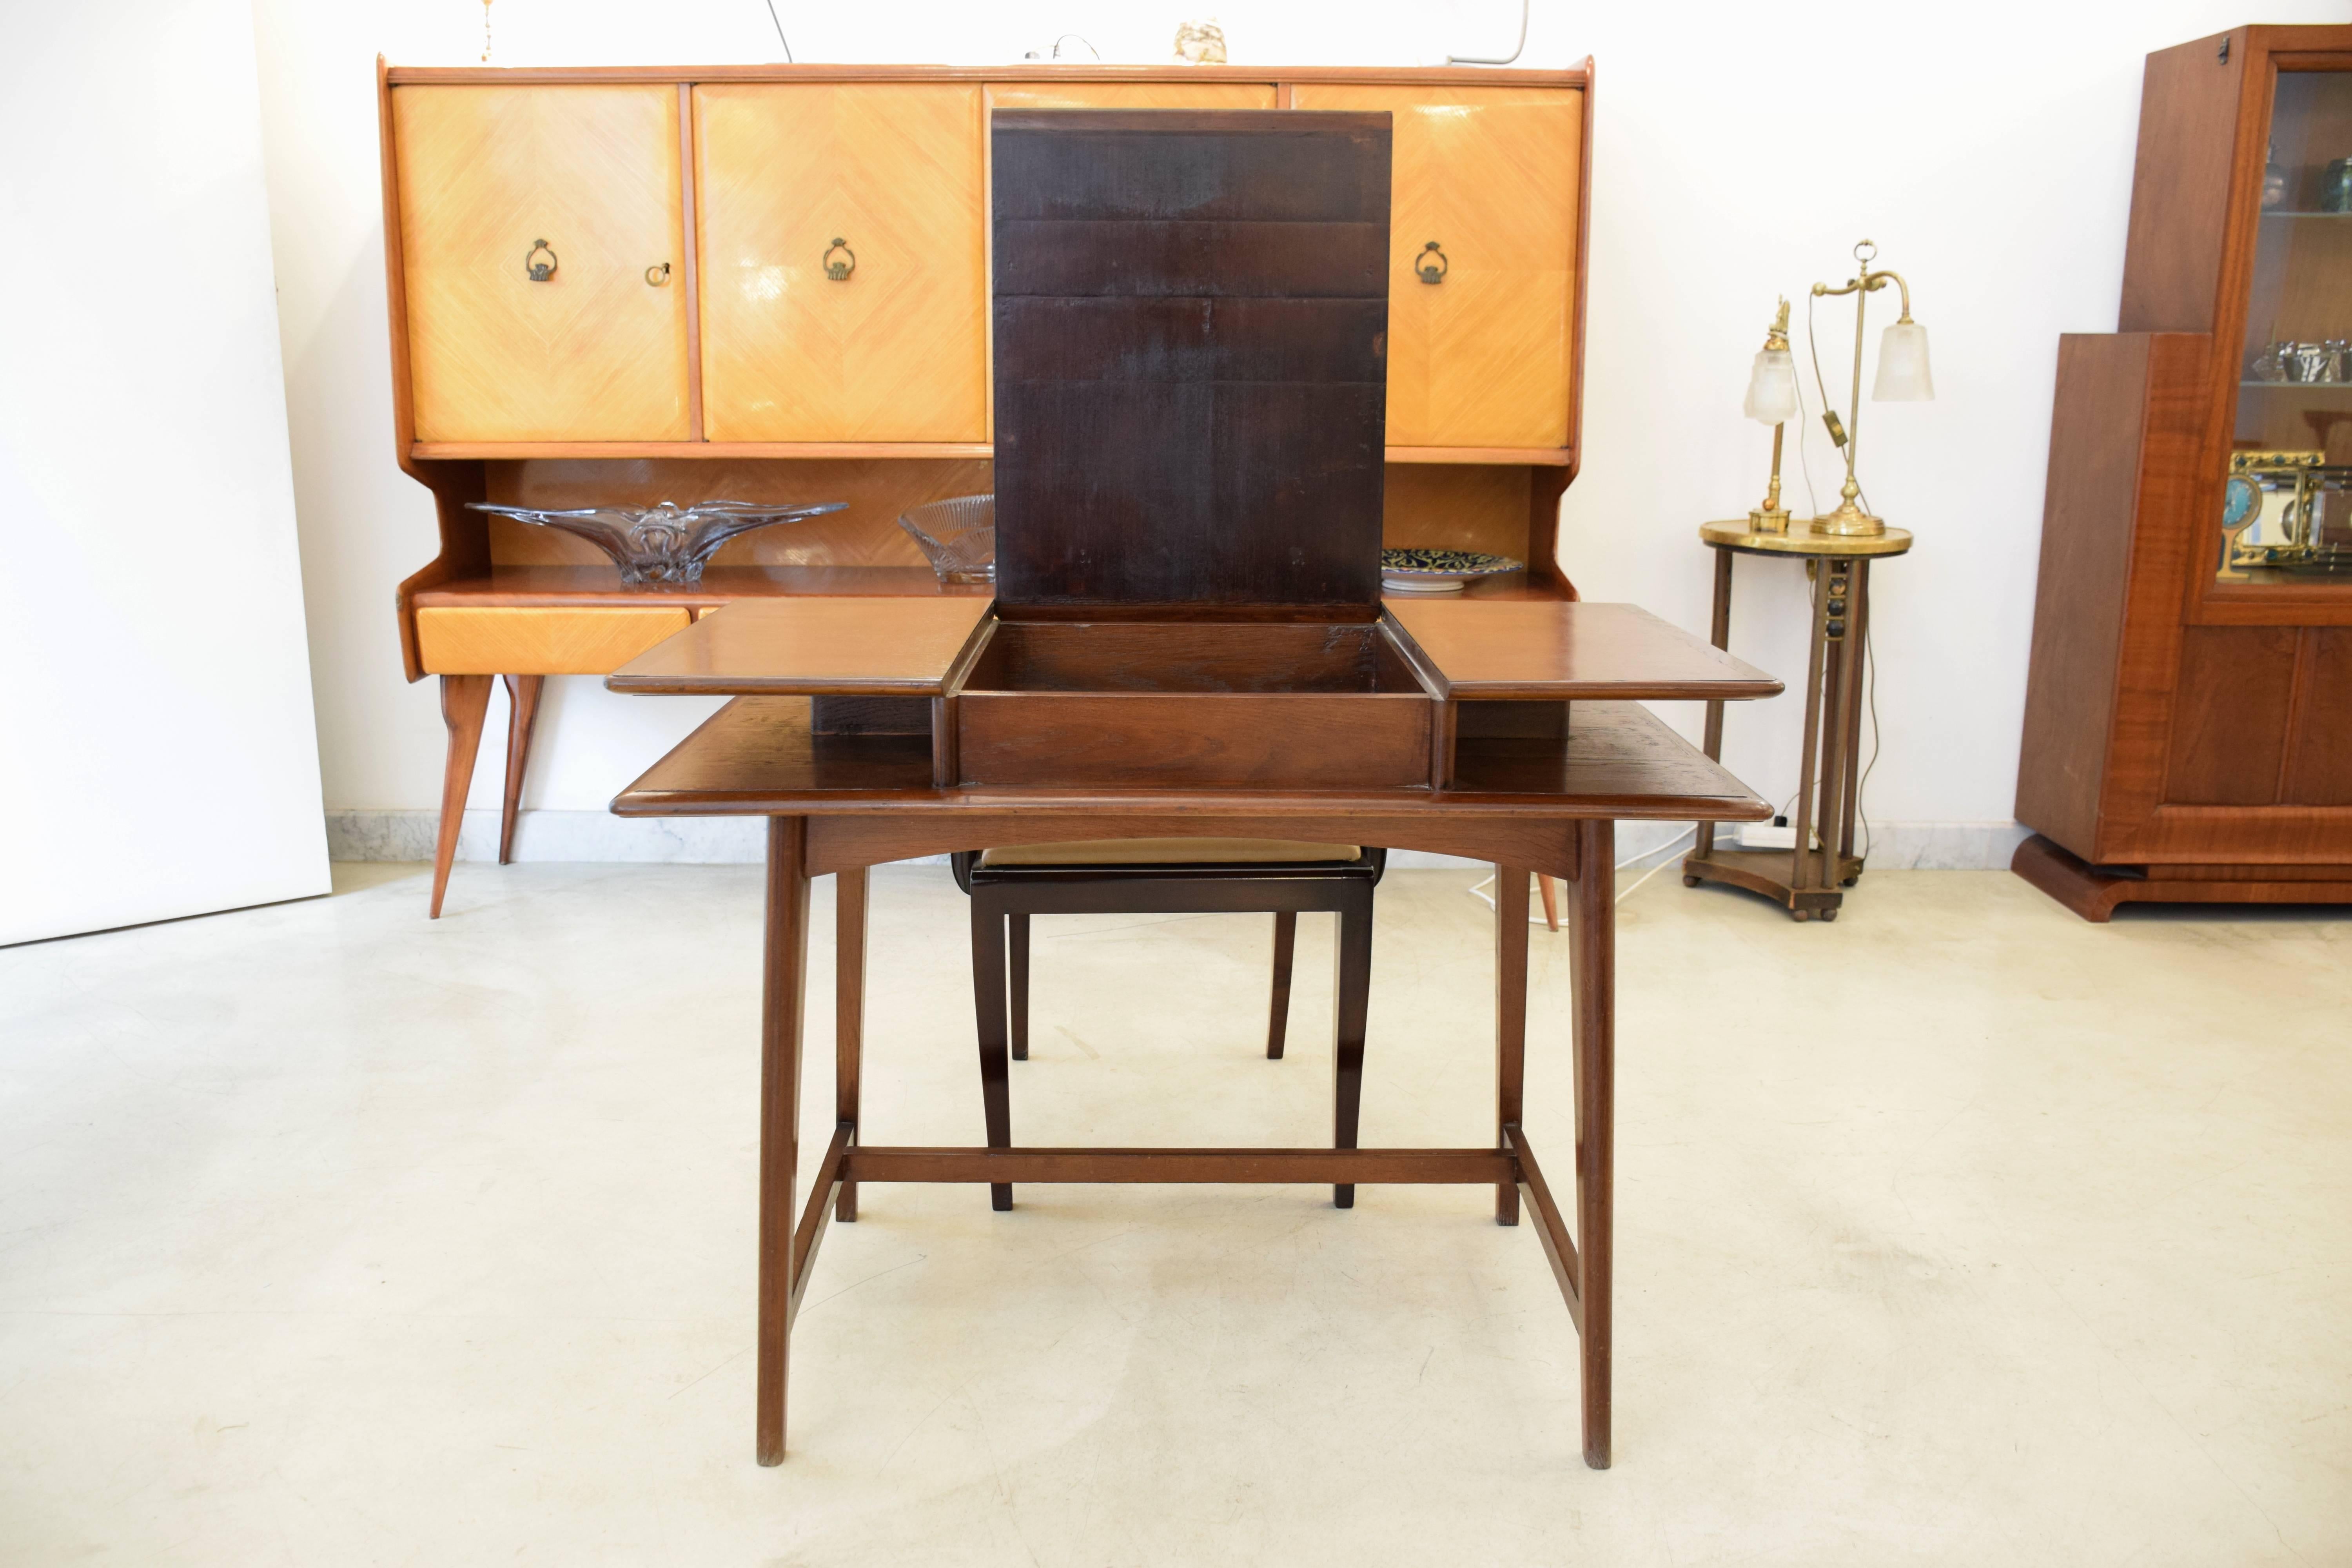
[1740,298,1799,531]
[1810,239,1933,537]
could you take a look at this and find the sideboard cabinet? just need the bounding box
[379,61,1594,914]
[2014,25,2352,917]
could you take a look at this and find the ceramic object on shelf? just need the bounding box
[466,499,846,584]
[1379,546,1523,593]
[899,493,995,583]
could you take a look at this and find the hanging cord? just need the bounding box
[1858,619,1881,859]
[761,0,793,61]
[1447,0,1528,65]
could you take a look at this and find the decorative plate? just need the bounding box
[1380,547,1524,593]
[2223,474,2259,531]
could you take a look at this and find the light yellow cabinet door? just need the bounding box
[393,85,690,443]
[1289,85,1583,450]
[696,84,988,443]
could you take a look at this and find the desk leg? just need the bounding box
[496,675,543,866]
[969,891,1014,1211]
[1494,865,1530,1227]
[1330,888,1373,1209]
[428,675,492,919]
[756,817,812,1466]
[835,866,867,1224]
[1572,818,1615,1469]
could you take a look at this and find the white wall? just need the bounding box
[250,0,2352,864]
[0,0,328,943]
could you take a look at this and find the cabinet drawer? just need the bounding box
[695,83,988,442]
[1288,85,1582,450]
[393,85,692,442]
[417,606,693,675]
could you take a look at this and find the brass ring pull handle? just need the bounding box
[1415,241,1448,284]
[524,239,557,282]
[645,262,671,286]
[823,238,856,281]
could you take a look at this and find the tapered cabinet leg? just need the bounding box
[1330,894,1372,1208]
[755,817,812,1466]
[1494,865,1530,1226]
[969,895,1014,1210]
[428,675,493,919]
[1537,874,1560,932]
[1570,819,1616,1470]
[497,674,543,866]
[1008,912,1031,1062]
[835,866,867,1224]
[1266,909,1297,1059]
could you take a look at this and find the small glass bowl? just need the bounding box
[899,493,995,584]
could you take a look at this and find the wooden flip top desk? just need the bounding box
[607,593,1777,1470]
[586,106,1779,1471]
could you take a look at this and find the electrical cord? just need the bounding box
[1858,619,1880,859]
[1466,825,1700,918]
[762,0,793,61]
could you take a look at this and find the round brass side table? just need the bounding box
[1682,518,1913,922]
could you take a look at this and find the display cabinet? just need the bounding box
[376,60,1594,915]
[2015,24,2352,918]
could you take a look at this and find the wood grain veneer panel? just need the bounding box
[2165,624,2298,804]
[984,82,1278,110]
[393,85,690,441]
[417,606,691,674]
[1382,463,1536,562]
[2014,335,2155,857]
[2283,628,2352,804]
[1383,601,1779,699]
[606,596,993,694]
[2118,31,2248,334]
[695,84,987,442]
[610,698,1765,830]
[957,692,1430,789]
[990,110,1390,615]
[1289,84,1580,450]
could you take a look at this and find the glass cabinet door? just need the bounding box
[2227,66,2352,585]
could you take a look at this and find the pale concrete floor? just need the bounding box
[1,862,2347,1566]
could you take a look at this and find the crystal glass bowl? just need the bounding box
[466,499,847,584]
[898,494,995,584]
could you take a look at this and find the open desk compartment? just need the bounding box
[954,620,1434,789]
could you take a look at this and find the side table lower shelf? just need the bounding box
[1681,844,1865,921]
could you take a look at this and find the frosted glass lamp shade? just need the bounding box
[1743,347,1799,424]
[1873,320,1934,401]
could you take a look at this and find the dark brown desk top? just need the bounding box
[612,697,1770,822]
[1382,600,1781,700]
[606,598,996,697]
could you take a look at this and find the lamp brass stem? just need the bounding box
[1809,243,1902,537]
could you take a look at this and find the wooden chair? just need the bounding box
[951,840,1386,1212]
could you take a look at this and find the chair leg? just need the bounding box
[497,675,543,866]
[1267,910,1297,1059]
[1330,895,1373,1209]
[1537,873,1560,933]
[1008,911,1030,1062]
[428,675,494,920]
[969,896,1014,1211]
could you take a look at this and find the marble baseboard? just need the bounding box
[327,810,2033,871]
